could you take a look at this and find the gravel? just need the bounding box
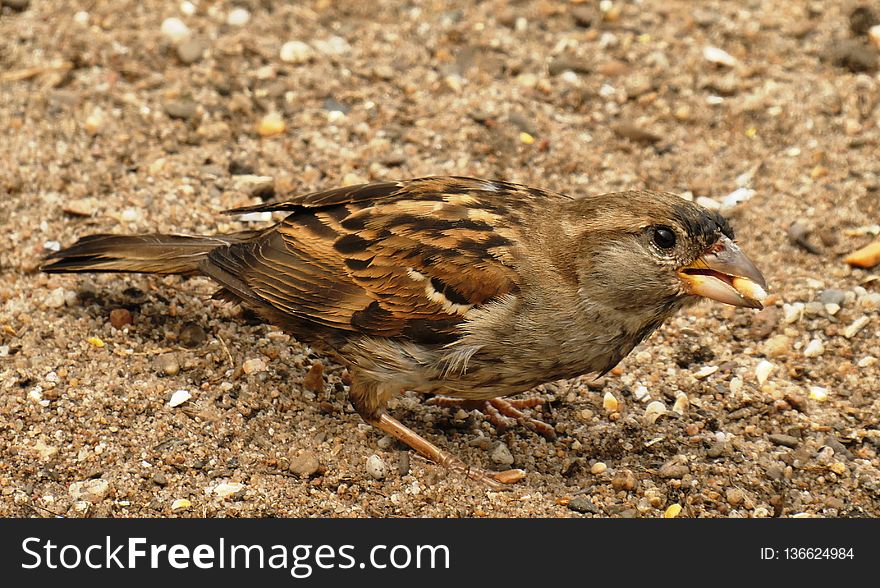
[2,0,879,519]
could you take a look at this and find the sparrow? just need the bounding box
[42,176,767,488]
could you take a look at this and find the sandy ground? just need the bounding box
[1,0,879,518]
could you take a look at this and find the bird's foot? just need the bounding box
[368,413,525,490]
[427,396,557,440]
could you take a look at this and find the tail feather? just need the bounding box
[41,232,258,275]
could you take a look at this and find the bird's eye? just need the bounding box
[652,226,677,250]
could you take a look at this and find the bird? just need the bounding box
[42,176,767,489]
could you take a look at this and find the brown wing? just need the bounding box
[202,177,556,345]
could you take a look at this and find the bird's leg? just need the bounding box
[366,413,525,489]
[427,396,556,440]
[348,374,525,489]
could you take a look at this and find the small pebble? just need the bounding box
[858,356,877,368]
[843,316,870,339]
[68,479,110,502]
[168,389,191,407]
[212,482,244,499]
[803,338,824,358]
[808,386,828,401]
[178,323,207,348]
[280,40,313,64]
[703,45,737,67]
[490,442,515,466]
[672,393,689,415]
[762,335,791,358]
[366,454,387,480]
[658,459,689,479]
[755,360,775,385]
[171,498,191,511]
[603,391,619,412]
[226,7,250,26]
[726,488,744,506]
[257,112,286,137]
[590,462,607,475]
[663,504,682,518]
[161,17,190,44]
[818,289,847,306]
[312,35,351,56]
[567,496,597,514]
[84,109,104,135]
[164,99,198,120]
[768,433,799,448]
[644,400,666,424]
[782,303,804,324]
[242,357,267,374]
[155,354,180,377]
[302,362,324,392]
[109,308,132,328]
[633,384,650,402]
[86,336,105,348]
[397,452,410,476]
[152,472,168,486]
[611,469,637,491]
[44,287,67,309]
[289,451,321,477]
[693,365,718,379]
[176,37,206,64]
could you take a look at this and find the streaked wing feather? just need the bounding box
[206,177,549,344]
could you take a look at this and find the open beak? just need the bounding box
[677,236,767,309]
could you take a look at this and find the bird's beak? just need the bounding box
[677,236,767,309]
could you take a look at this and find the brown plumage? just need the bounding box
[43,176,767,488]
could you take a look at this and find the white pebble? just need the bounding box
[590,462,607,475]
[227,7,250,26]
[782,303,804,324]
[280,40,313,64]
[808,386,828,402]
[729,376,743,395]
[803,338,824,358]
[242,357,267,374]
[644,400,666,423]
[161,17,191,44]
[693,365,718,379]
[121,207,142,222]
[366,454,387,480]
[672,392,689,415]
[212,482,244,499]
[870,25,880,49]
[44,287,67,308]
[843,316,870,339]
[755,360,774,385]
[702,46,737,67]
[73,10,89,25]
[43,240,61,252]
[824,303,840,316]
[168,389,192,407]
[312,35,351,56]
[633,384,650,402]
[858,356,877,368]
[180,1,196,16]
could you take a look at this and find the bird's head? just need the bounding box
[567,190,767,322]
